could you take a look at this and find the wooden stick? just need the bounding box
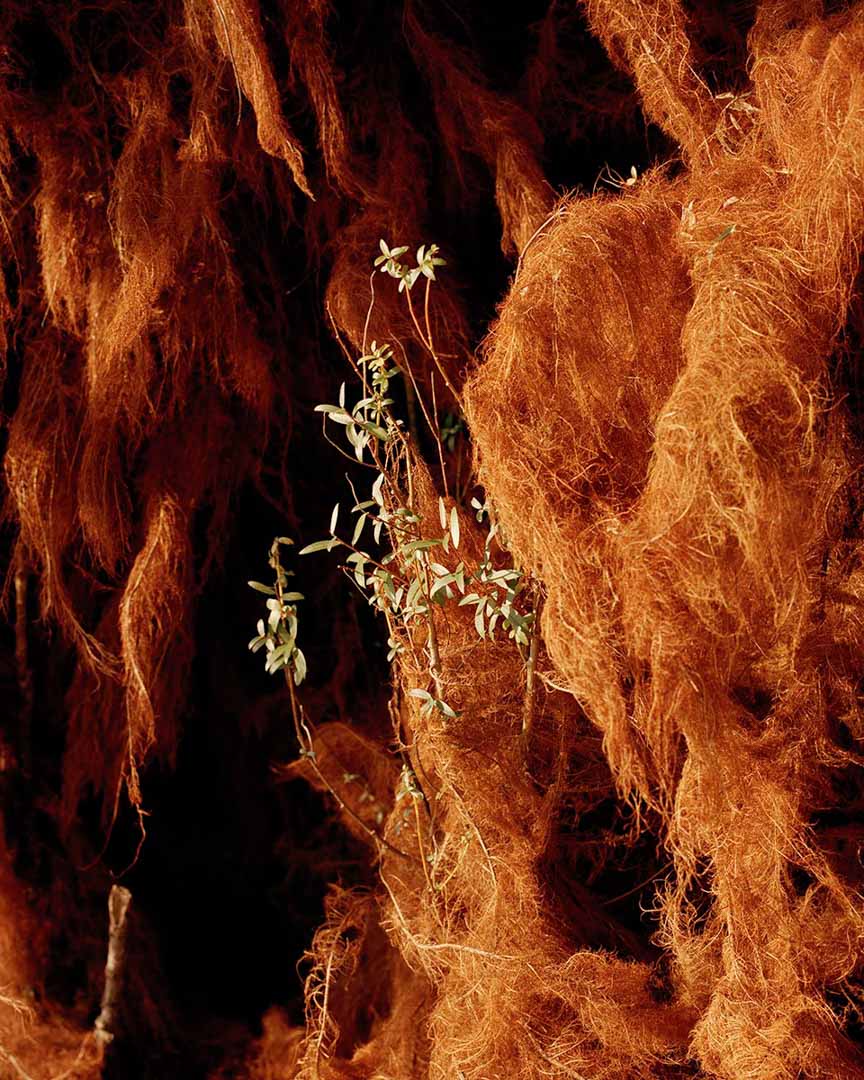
[94,885,132,1049]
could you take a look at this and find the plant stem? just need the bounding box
[285,673,412,862]
[522,589,541,751]
[418,563,444,699]
[405,286,461,403]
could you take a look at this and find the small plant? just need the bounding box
[374,240,446,292]
[247,537,307,685]
[248,239,539,844]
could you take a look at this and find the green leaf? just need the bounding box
[299,539,340,555]
[409,688,432,701]
[353,561,367,588]
[357,420,389,441]
[506,609,526,631]
[265,645,288,672]
[329,503,340,534]
[474,600,486,639]
[450,506,460,549]
[401,538,441,556]
[406,578,422,611]
[293,649,307,685]
[430,572,456,603]
[275,622,295,647]
[352,513,366,546]
[248,581,276,595]
[283,592,304,602]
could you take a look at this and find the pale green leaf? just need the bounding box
[248,581,275,595]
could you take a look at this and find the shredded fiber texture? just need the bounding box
[4,1,864,1078]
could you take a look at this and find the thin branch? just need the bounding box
[285,675,412,862]
[522,588,542,748]
[405,286,461,403]
[429,371,449,498]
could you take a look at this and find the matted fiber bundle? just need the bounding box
[3,0,864,1077]
[465,2,864,1077]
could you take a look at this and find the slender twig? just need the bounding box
[522,589,542,748]
[413,794,435,895]
[601,861,674,907]
[514,202,566,285]
[423,275,434,358]
[448,781,497,886]
[403,366,421,447]
[429,371,449,498]
[405,286,461,403]
[361,270,376,358]
[395,340,440,446]
[320,418,378,470]
[380,870,516,961]
[285,675,412,861]
[418,563,443,699]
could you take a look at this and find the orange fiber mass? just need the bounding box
[2,1,864,1077]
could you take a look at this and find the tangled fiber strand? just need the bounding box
[466,175,692,794]
[275,0,354,196]
[405,2,554,256]
[0,0,291,818]
[293,886,433,1080]
[622,7,864,1076]
[117,491,193,806]
[583,0,721,163]
[185,0,311,195]
[466,2,864,1077]
[5,0,864,1076]
[285,465,697,1078]
[384,472,695,1079]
